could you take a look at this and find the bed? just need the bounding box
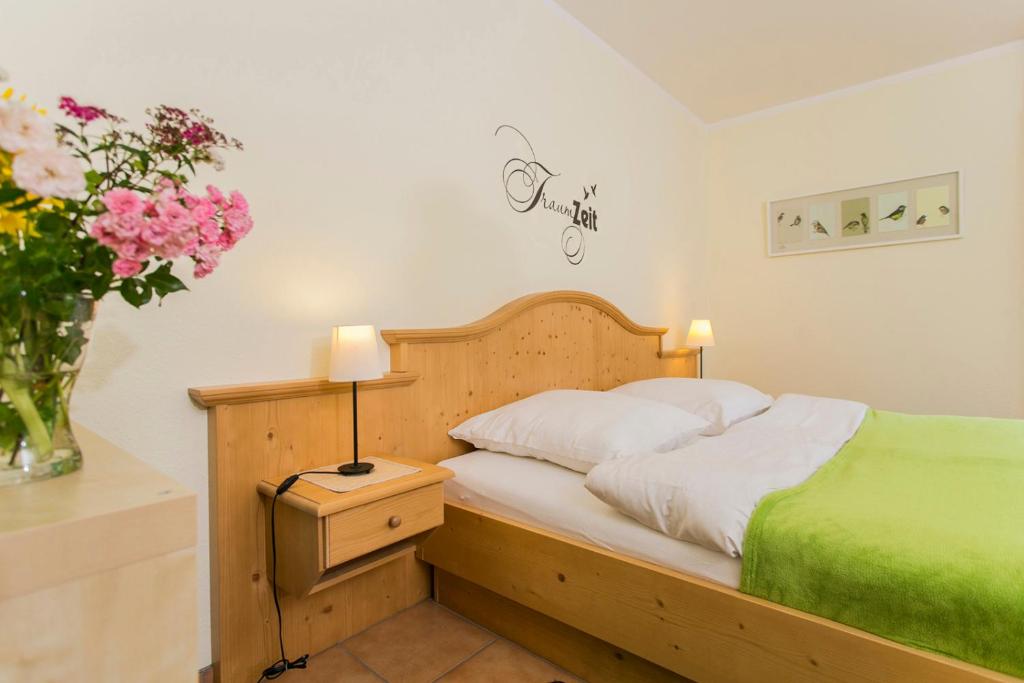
[193,290,1020,683]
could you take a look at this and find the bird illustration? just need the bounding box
[789,215,802,227]
[916,214,927,225]
[860,212,870,233]
[843,220,861,232]
[938,205,950,215]
[812,220,830,236]
[777,211,785,223]
[590,184,597,197]
[880,204,906,222]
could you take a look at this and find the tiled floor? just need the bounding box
[290,600,582,682]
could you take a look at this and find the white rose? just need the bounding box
[12,148,86,198]
[0,103,55,154]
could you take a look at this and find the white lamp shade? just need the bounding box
[329,325,383,382]
[685,319,715,348]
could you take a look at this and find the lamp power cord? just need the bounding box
[257,470,345,682]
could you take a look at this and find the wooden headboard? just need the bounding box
[189,290,697,681]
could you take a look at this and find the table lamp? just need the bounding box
[329,324,383,475]
[685,319,715,379]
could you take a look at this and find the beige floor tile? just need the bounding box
[437,640,582,683]
[344,601,494,683]
[286,644,382,682]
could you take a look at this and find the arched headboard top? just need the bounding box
[381,290,668,345]
[190,290,694,409]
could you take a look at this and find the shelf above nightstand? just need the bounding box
[257,455,453,597]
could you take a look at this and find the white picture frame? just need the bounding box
[766,171,963,257]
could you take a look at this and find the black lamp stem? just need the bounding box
[339,380,373,475]
[352,380,358,464]
[699,346,704,379]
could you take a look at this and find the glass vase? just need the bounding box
[0,294,95,487]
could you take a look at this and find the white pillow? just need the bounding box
[448,389,709,473]
[610,378,772,436]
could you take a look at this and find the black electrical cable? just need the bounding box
[257,470,346,682]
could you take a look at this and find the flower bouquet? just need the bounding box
[0,81,253,485]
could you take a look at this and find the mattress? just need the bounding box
[441,450,741,588]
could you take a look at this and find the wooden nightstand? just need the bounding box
[257,456,452,597]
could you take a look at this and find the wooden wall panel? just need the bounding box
[207,400,430,683]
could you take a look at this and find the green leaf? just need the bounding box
[34,212,72,235]
[0,185,26,204]
[146,262,188,299]
[6,197,42,212]
[0,403,22,453]
[119,278,153,308]
[84,170,103,193]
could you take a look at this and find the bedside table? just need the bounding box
[257,456,453,597]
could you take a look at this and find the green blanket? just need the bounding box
[741,409,1024,677]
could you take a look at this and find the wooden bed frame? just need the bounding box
[191,291,1015,683]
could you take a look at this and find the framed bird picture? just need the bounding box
[767,171,961,256]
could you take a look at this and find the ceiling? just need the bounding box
[554,0,1024,123]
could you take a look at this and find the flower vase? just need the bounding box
[0,294,95,486]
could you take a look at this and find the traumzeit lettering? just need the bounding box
[496,124,599,265]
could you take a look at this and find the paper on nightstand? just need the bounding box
[299,456,421,493]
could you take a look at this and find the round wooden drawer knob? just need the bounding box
[388,515,402,529]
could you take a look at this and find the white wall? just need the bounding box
[5,0,709,667]
[706,43,1024,419]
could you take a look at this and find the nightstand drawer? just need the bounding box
[325,482,444,567]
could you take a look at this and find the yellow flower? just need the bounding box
[0,207,28,236]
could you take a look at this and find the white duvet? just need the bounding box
[584,394,867,557]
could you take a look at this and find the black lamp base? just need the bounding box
[338,461,374,476]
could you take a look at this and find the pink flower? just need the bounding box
[193,261,215,278]
[197,218,220,243]
[205,184,224,205]
[190,197,216,222]
[141,218,173,246]
[112,258,143,277]
[90,214,116,243]
[157,200,192,229]
[101,188,144,216]
[89,177,251,284]
[58,96,113,123]
[192,244,221,279]
[155,177,176,192]
[182,123,213,145]
[228,190,249,212]
[218,230,239,250]
[224,207,253,238]
[182,235,200,255]
[116,240,146,260]
[110,214,144,240]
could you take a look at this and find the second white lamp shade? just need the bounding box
[329,325,383,382]
[685,319,715,348]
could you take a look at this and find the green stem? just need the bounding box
[0,358,54,459]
